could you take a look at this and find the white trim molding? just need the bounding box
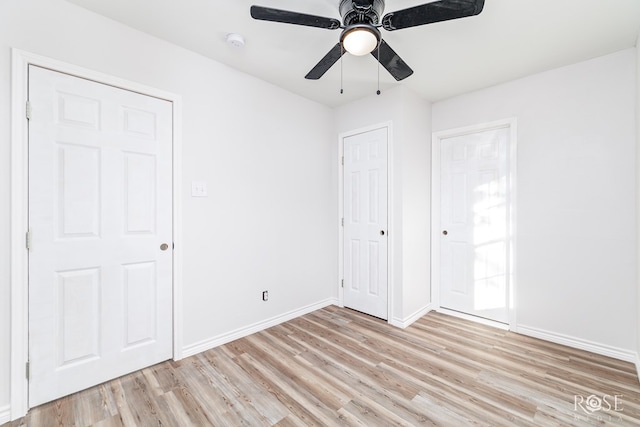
[516,324,637,363]
[10,49,183,420]
[338,122,394,323]
[182,299,338,358]
[635,353,640,382]
[430,117,518,330]
[0,404,11,424]
[10,48,30,421]
[390,304,434,329]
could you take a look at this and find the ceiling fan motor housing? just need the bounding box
[340,0,385,26]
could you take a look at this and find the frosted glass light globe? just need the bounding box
[342,27,379,56]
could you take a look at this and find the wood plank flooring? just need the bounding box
[4,306,640,426]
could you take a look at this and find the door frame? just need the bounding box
[10,49,183,419]
[431,118,517,330]
[338,122,394,322]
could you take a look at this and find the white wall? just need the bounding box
[434,49,637,355]
[397,92,432,322]
[0,0,337,415]
[334,87,432,326]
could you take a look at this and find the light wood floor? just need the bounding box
[4,306,640,426]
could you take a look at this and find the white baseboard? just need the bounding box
[635,352,640,382]
[390,304,433,329]
[516,324,637,363]
[0,404,11,424]
[181,298,338,358]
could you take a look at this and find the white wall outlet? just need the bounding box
[191,181,207,197]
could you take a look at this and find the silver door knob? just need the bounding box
[160,243,169,251]
[442,230,448,236]
[380,230,385,236]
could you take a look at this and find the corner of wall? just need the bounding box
[390,303,434,329]
[0,404,10,424]
[397,89,433,319]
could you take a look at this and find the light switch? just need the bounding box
[191,181,207,197]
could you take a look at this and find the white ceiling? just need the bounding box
[65,0,640,108]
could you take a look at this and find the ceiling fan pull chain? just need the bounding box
[340,43,344,94]
[376,42,381,95]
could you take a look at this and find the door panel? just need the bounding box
[57,268,101,366]
[440,127,510,323]
[28,65,173,406]
[343,127,388,320]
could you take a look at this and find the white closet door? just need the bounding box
[343,127,388,320]
[440,127,510,323]
[28,65,173,406]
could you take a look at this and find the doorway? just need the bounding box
[10,50,183,418]
[27,65,174,406]
[340,125,390,320]
[432,119,516,326]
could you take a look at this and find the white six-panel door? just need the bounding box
[439,127,510,324]
[343,127,388,320]
[28,65,173,406]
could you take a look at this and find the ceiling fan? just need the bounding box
[250,0,485,81]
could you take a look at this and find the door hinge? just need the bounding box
[341,156,344,166]
[341,279,344,288]
[341,218,344,227]
[26,101,32,120]
[26,361,30,380]
[26,230,31,251]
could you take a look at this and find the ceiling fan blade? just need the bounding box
[305,43,345,80]
[382,0,484,31]
[250,6,341,30]
[372,39,414,81]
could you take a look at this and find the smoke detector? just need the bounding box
[225,33,245,49]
